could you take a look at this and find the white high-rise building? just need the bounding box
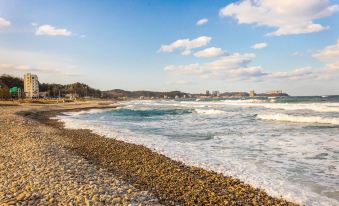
[24,73,39,98]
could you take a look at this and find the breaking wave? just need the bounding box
[260,103,339,113]
[257,113,339,125]
[110,108,192,117]
[194,109,226,115]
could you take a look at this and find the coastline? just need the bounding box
[20,102,297,205]
[0,101,298,205]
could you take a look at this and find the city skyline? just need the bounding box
[1,0,339,95]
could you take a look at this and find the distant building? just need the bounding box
[249,90,255,97]
[267,90,283,95]
[24,73,39,98]
[212,91,220,97]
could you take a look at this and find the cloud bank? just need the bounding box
[164,52,268,81]
[220,0,339,36]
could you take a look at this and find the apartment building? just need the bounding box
[24,73,39,98]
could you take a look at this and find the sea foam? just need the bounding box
[56,99,339,206]
[257,113,339,125]
[194,109,226,115]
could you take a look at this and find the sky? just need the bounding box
[0,0,339,96]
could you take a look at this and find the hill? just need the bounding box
[102,89,189,99]
[0,74,101,98]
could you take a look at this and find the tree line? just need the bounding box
[0,74,102,99]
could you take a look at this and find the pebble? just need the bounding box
[0,105,162,206]
[112,197,122,204]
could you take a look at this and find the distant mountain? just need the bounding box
[102,89,190,99]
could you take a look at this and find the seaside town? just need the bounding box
[0,73,288,102]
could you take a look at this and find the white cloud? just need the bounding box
[164,52,267,80]
[313,39,339,61]
[159,36,212,55]
[251,42,267,49]
[325,61,339,72]
[205,53,255,71]
[36,24,72,36]
[228,66,266,80]
[196,18,208,26]
[311,39,339,79]
[268,67,317,80]
[194,47,225,58]
[164,51,329,82]
[0,17,11,27]
[220,0,339,36]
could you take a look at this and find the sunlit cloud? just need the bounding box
[313,39,339,61]
[164,52,267,81]
[194,47,226,58]
[36,24,72,36]
[220,0,339,36]
[159,36,211,55]
[0,17,11,27]
[251,42,267,49]
[196,18,208,26]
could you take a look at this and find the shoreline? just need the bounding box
[19,103,298,205]
[0,102,162,205]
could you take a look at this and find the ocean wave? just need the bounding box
[260,103,339,113]
[194,109,226,115]
[111,108,192,117]
[221,99,268,103]
[257,113,339,125]
[179,101,339,113]
[56,115,339,205]
[63,108,111,116]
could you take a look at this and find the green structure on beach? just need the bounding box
[9,87,18,93]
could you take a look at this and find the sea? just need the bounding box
[56,96,339,205]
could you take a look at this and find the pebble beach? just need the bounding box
[0,101,298,205]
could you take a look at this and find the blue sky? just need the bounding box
[1,0,339,95]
